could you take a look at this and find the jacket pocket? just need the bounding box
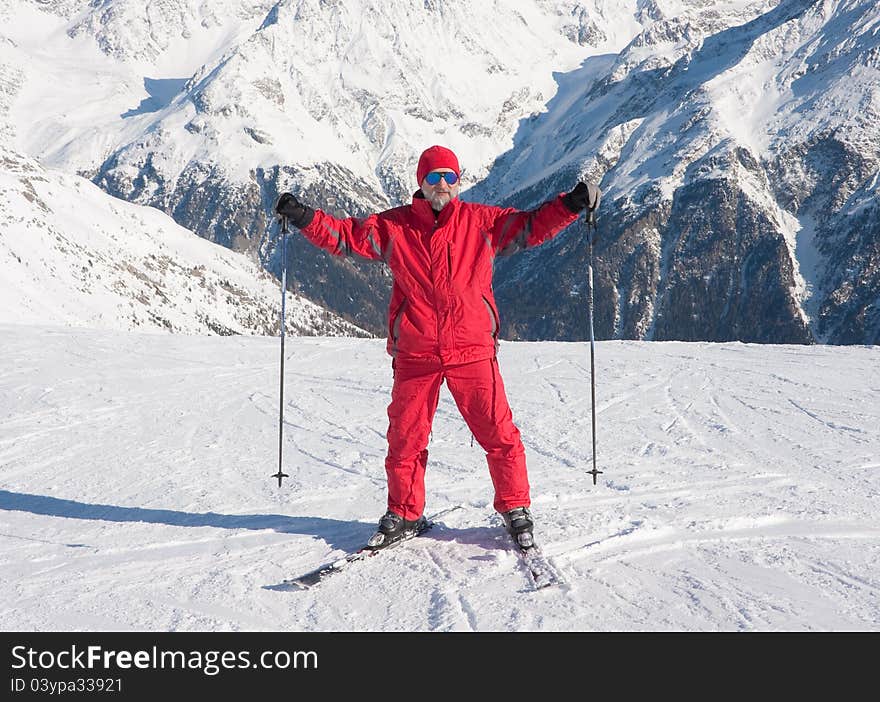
[482,295,499,339]
[390,298,408,342]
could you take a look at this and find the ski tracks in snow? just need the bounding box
[491,342,880,629]
[2,329,879,630]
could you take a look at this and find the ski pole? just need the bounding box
[586,208,603,486]
[272,215,290,488]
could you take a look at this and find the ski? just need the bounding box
[273,506,461,591]
[513,539,564,590]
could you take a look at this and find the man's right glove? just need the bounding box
[275,192,315,229]
[562,181,601,214]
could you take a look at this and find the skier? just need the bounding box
[276,145,600,550]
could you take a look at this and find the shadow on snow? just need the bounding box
[0,489,370,552]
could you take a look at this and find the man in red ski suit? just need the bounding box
[276,145,600,549]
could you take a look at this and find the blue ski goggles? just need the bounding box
[424,171,459,186]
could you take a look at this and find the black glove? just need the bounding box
[275,192,315,229]
[562,182,601,214]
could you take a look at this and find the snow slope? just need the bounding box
[1,325,877,631]
[0,141,365,336]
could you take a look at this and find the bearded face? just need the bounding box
[420,169,460,211]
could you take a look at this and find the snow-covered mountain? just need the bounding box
[477,0,880,345]
[0,7,363,337]
[0,0,632,333]
[0,143,365,336]
[2,0,878,342]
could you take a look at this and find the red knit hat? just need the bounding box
[416,145,460,185]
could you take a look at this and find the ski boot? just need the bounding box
[502,506,535,549]
[366,510,427,550]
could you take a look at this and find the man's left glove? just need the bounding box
[562,182,601,214]
[275,192,315,229]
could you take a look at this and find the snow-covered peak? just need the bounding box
[4,0,630,198]
[145,0,604,196]
[3,0,727,200]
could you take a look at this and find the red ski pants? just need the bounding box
[384,357,530,520]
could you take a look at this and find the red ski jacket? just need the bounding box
[299,192,578,365]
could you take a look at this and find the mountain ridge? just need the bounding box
[2,0,877,343]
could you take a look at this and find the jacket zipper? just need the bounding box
[433,220,443,351]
